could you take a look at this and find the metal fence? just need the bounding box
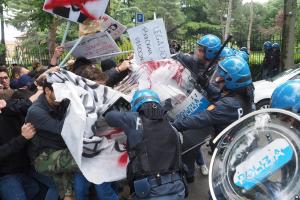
[6,46,50,68]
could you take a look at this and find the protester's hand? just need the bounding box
[116,60,131,72]
[46,66,60,74]
[21,123,36,140]
[0,99,6,110]
[196,74,209,88]
[127,53,134,60]
[53,46,64,59]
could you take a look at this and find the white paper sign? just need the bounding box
[127,19,171,64]
[43,0,109,24]
[65,32,121,59]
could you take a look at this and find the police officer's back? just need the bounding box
[105,90,186,200]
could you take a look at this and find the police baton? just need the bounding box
[181,136,210,156]
[202,34,233,76]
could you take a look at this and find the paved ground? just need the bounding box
[187,143,211,200]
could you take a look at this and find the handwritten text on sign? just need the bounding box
[128,19,171,64]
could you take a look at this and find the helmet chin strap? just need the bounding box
[139,103,165,120]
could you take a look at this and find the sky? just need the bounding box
[5,24,23,42]
[4,0,270,42]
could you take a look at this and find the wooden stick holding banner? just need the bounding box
[88,50,134,60]
[59,36,84,67]
[61,21,71,46]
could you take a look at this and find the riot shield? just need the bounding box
[209,109,300,200]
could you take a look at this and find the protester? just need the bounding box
[105,89,186,200]
[49,46,64,68]
[10,66,34,90]
[26,70,78,200]
[0,84,60,200]
[170,40,181,54]
[72,63,119,200]
[0,91,39,200]
[0,67,11,90]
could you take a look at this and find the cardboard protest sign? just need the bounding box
[64,32,121,60]
[79,14,127,39]
[99,14,127,39]
[127,19,171,64]
[43,0,109,24]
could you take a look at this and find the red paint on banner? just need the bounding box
[44,0,98,20]
[118,152,128,167]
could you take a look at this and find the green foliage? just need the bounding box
[6,0,56,31]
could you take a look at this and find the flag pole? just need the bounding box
[59,36,84,67]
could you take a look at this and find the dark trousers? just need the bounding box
[182,128,212,178]
[0,173,39,200]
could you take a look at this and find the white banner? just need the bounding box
[127,19,171,64]
[47,70,129,184]
[64,32,121,59]
[43,0,109,24]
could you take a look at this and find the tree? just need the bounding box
[6,0,62,56]
[0,0,5,65]
[281,0,297,69]
[247,0,254,51]
[224,0,233,40]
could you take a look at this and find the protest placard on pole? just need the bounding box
[127,18,171,64]
[43,0,109,24]
[64,32,121,60]
[79,14,127,40]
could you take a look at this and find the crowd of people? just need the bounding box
[0,32,298,200]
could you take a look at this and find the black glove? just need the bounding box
[196,74,209,88]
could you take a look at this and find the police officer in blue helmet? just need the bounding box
[271,42,281,76]
[105,89,186,200]
[220,47,235,60]
[173,56,253,151]
[173,34,222,77]
[236,50,249,63]
[271,80,300,114]
[262,41,273,79]
[240,47,249,55]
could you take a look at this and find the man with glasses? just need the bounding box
[0,67,10,90]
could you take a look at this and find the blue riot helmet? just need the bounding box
[240,47,249,55]
[218,56,252,90]
[236,51,249,63]
[231,48,238,55]
[220,47,235,59]
[263,41,272,50]
[131,89,161,112]
[196,34,222,60]
[272,42,280,50]
[271,80,300,114]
